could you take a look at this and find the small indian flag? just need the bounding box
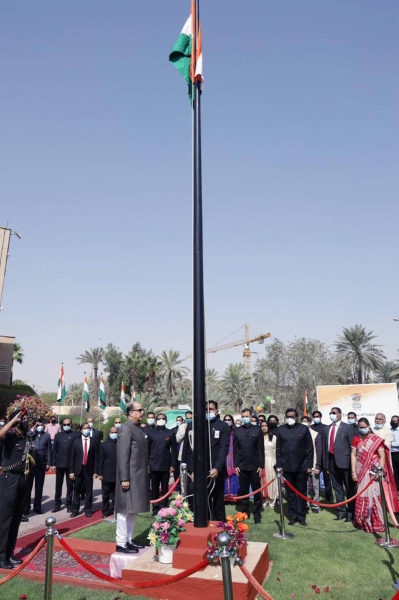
[169,0,203,102]
[57,364,66,403]
[84,375,90,413]
[131,385,136,402]
[98,376,106,411]
[304,390,310,417]
[120,381,126,412]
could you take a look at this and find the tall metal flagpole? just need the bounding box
[192,0,208,528]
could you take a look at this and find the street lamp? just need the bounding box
[11,230,22,239]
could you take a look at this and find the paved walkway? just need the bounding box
[18,473,104,539]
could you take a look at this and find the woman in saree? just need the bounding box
[223,414,240,499]
[351,417,399,533]
[260,421,278,508]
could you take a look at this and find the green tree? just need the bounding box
[158,350,189,405]
[103,343,124,405]
[221,363,252,413]
[373,360,399,384]
[76,347,105,408]
[13,343,24,365]
[65,382,84,407]
[334,325,386,384]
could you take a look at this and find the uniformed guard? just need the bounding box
[148,413,177,515]
[0,409,33,569]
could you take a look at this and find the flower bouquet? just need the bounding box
[169,494,194,523]
[148,503,189,563]
[206,512,249,565]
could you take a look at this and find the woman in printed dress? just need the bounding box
[260,421,278,508]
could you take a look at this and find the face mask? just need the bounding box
[330,414,338,423]
[115,423,122,429]
[224,421,232,427]
[236,425,241,428]
[82,429,91,437]
[251,421,257,426]
[374,423,382,430]
[157,419,166,427]
[37,426,44,433]
[242,417,251,425]
[0,421,5,427]
[268,422,277,428]
[286,418,296,427]
[88,422,94,429]
[391,421,399,429]
[186,418,192,424]
[359,427,369,435]
[20,421,29,432]
[301,422,309,427]
[63,425,71,432]
[109,433,118,440]
[348,419,356,425]
[147,419,155,426]
[313,418,321,425]
[51,419,56,424]
[176,422,183,427]
[206,412,216,421]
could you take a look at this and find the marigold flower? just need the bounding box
[237,523,249,532]
[226,515,234,521]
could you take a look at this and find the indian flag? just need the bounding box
[304,390,310,417]
[84,375,90,413]
[57,364,66,403]
[169,0,203,102]
[120,381,126,412]
[131,385,136,402]
[98,376,106,411]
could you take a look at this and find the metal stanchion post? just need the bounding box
[273,468,295,540]
[374,466,399,548]
[218,532,234,600]
[180,462,188,499]
[44,516,56,600]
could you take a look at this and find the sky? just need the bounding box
[1,1,398,393]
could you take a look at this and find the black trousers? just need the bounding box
[284,471,308,524]
[328,454,355,517]
[23,466,36,515]
[150,470,169,512]
[0,472,26,562]
[23,466,47,514]
[322,468,334,502]
[72,468,94,513]
[238,470,262,519]
[55,467,74,509]
[392,453,399,490]
[102,481,116,516]
[209,474,226,522]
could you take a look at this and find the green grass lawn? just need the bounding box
[2,505,399,599]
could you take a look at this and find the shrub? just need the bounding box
[0,385,37,417]
[7,396,53,422]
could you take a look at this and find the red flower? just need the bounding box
[312,585,317,589]
[276,577,281,582]
[315,589,321,595]
[20,595,27,599]
[277,571,281,575]
[323,587,330,593]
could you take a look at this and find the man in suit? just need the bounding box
[51,418,78,513]
[23,420,52,515]
[148,413,177,515]
[311,410,334,502]
[98,427,118,518]
[234,407,265,524]
[86,417,103,441]
[115,401,149,554]
[324,406,355,522]
[276,408,313,526]
[69,423,99,517]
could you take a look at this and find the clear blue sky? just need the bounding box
[1,1,398,392]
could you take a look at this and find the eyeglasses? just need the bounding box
[224,419,232,422]
[115,422,121,424]
[133,409,144,413]
[330,412,338,415]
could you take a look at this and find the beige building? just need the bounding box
[0,335,15,385]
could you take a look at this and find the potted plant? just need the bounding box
[148,505,187,564]
[206,512,249,565]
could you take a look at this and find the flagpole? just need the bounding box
[80,372,85,426]
[192,0,208,528]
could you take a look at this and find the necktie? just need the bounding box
[83,438,88,466]
[329,423,336,454]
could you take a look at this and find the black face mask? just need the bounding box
[391,421,399,430]
[19,421,29,432]
[268,422,277,429]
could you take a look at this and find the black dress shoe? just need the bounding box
[288,520,296,526]
[0,560,13,569]
[51,508,61,513]
[9,556,23,565]
[66,507,72,513]
[70,512,78,518]
[21,516,29,522]
[345,515,354,522]
[33,509,43,515]
[333,515,346,521]
[85,511,92,517]
[298,522,307,527]
[116,545,139,554]
[128,541,144,550]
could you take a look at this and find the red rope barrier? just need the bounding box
[239,563,274,600]
[232,478,275,501]
[283,475,374,508]
[0,538,46,586]
[57,536,207,589]
[150,477,180,504]
[383,481,399,528]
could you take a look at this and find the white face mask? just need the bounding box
[146,418,155,426]
[330,414,338,423]
[157,419,166,427]
[88,422,94,429]
[37,426,44,433]
[115,423,122,429]
[286,418,296,426]
[313,418,321,425]
[374,423,383,430]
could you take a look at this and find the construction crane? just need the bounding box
[183,325,271,375]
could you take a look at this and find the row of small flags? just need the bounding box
[56,363,135,413]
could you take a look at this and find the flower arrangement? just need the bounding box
[148,506,187,549]
[169,494,194,523]
[206,512,249,563]
[7,396,53,422]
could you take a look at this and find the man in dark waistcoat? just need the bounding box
[51,418,78,512]
[148,413,177,515]
[98,427,118,517]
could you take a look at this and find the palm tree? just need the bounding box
[334,325,386,384]
[375,360,399,384]
[158,350,189,404]
[65,383,83,407]
[221,363,252,413]
[13,343,24,365]
[76,347,105,407]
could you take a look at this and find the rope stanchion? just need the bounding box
[273,468,294,540]
[374,467,399,548]
[238,563,274,600]
[231,478,275,502]
[150,477,180,504]
[0,537,46,586]
[57,535,207,589]
[283,474,374,508]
